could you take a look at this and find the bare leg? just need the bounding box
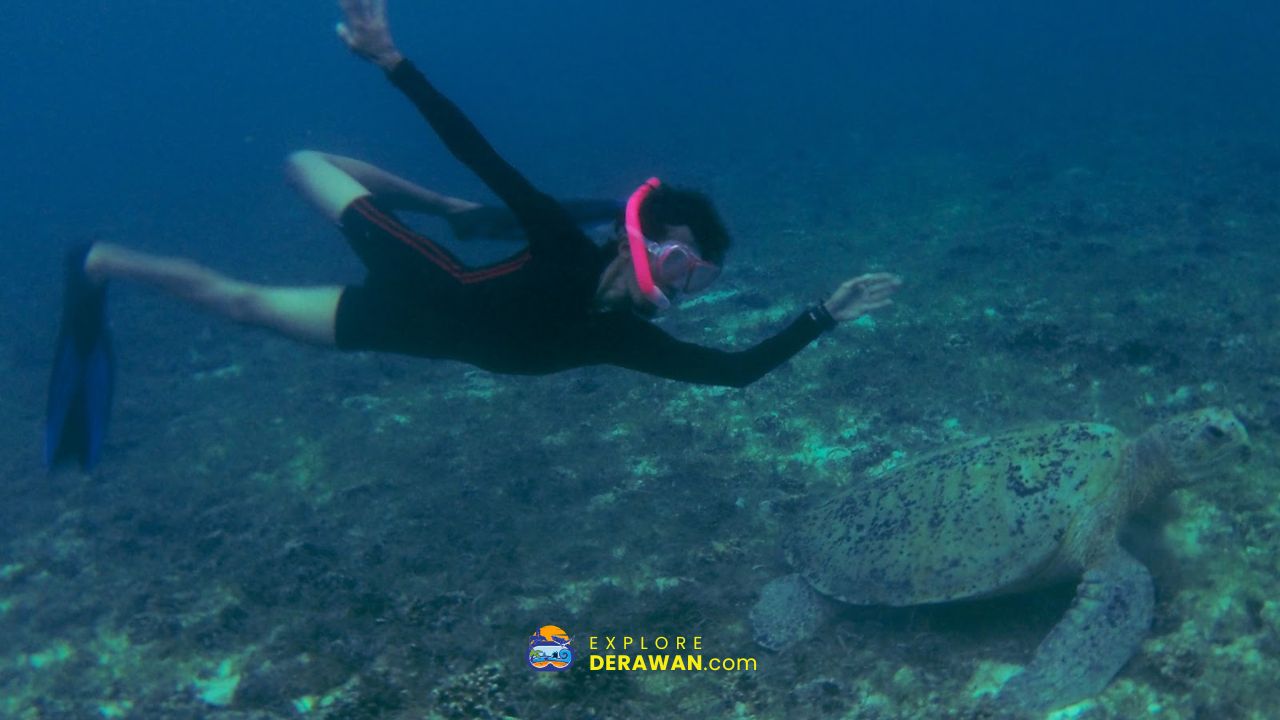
[84,243,342,347]
[74,153,479,346]
[285,150,480,222]
[70,153,470,348]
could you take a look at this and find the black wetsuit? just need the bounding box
[334,60,836,388]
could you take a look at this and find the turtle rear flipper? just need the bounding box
[750,574,831,651]
[1000,548,1154,712]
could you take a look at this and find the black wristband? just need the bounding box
[806,303,837,332]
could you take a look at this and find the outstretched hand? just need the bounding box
[823,273,902,322]
[337,0,403,69]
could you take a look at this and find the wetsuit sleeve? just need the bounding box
[385,59,583,255]
[605,306,837,388]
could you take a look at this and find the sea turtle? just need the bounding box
[750,407,1249,712]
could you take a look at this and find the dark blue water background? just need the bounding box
[2,1,1274,265]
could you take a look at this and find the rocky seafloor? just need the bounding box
[2,138,1278,720]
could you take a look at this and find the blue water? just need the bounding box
[2,2,1278,718]
[3,1,1274,241]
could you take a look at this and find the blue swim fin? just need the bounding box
[45,244,115,471]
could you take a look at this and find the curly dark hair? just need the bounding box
[637,184,732,265]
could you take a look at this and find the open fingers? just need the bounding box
[850,272,902,287]
[861,287,896,303]
[338,0,363,21]
[336,21,354,46]
[848,276,901,299]
[339,0,377,15]
[338,0,385,28]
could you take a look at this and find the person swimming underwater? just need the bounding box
[44,0,902,470]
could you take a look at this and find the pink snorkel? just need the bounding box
[625,177,669,310]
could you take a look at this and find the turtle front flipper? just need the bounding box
[750,574,832,651]
[1000,548,1155,712]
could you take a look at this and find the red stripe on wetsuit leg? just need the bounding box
[352,197,465,272]
[352,197,529,283]
[355,197,531,282]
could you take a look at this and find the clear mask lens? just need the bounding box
[650,242,719,294]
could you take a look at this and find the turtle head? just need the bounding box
[1140,407,1250,490]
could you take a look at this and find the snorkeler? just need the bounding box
[44,0,901,470]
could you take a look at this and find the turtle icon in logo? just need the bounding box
[527,625,574,671]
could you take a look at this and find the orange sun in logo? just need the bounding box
[528,625,574,671]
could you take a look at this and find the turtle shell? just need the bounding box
[788,422,1129,605]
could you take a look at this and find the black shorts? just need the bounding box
[333,196,530,355]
